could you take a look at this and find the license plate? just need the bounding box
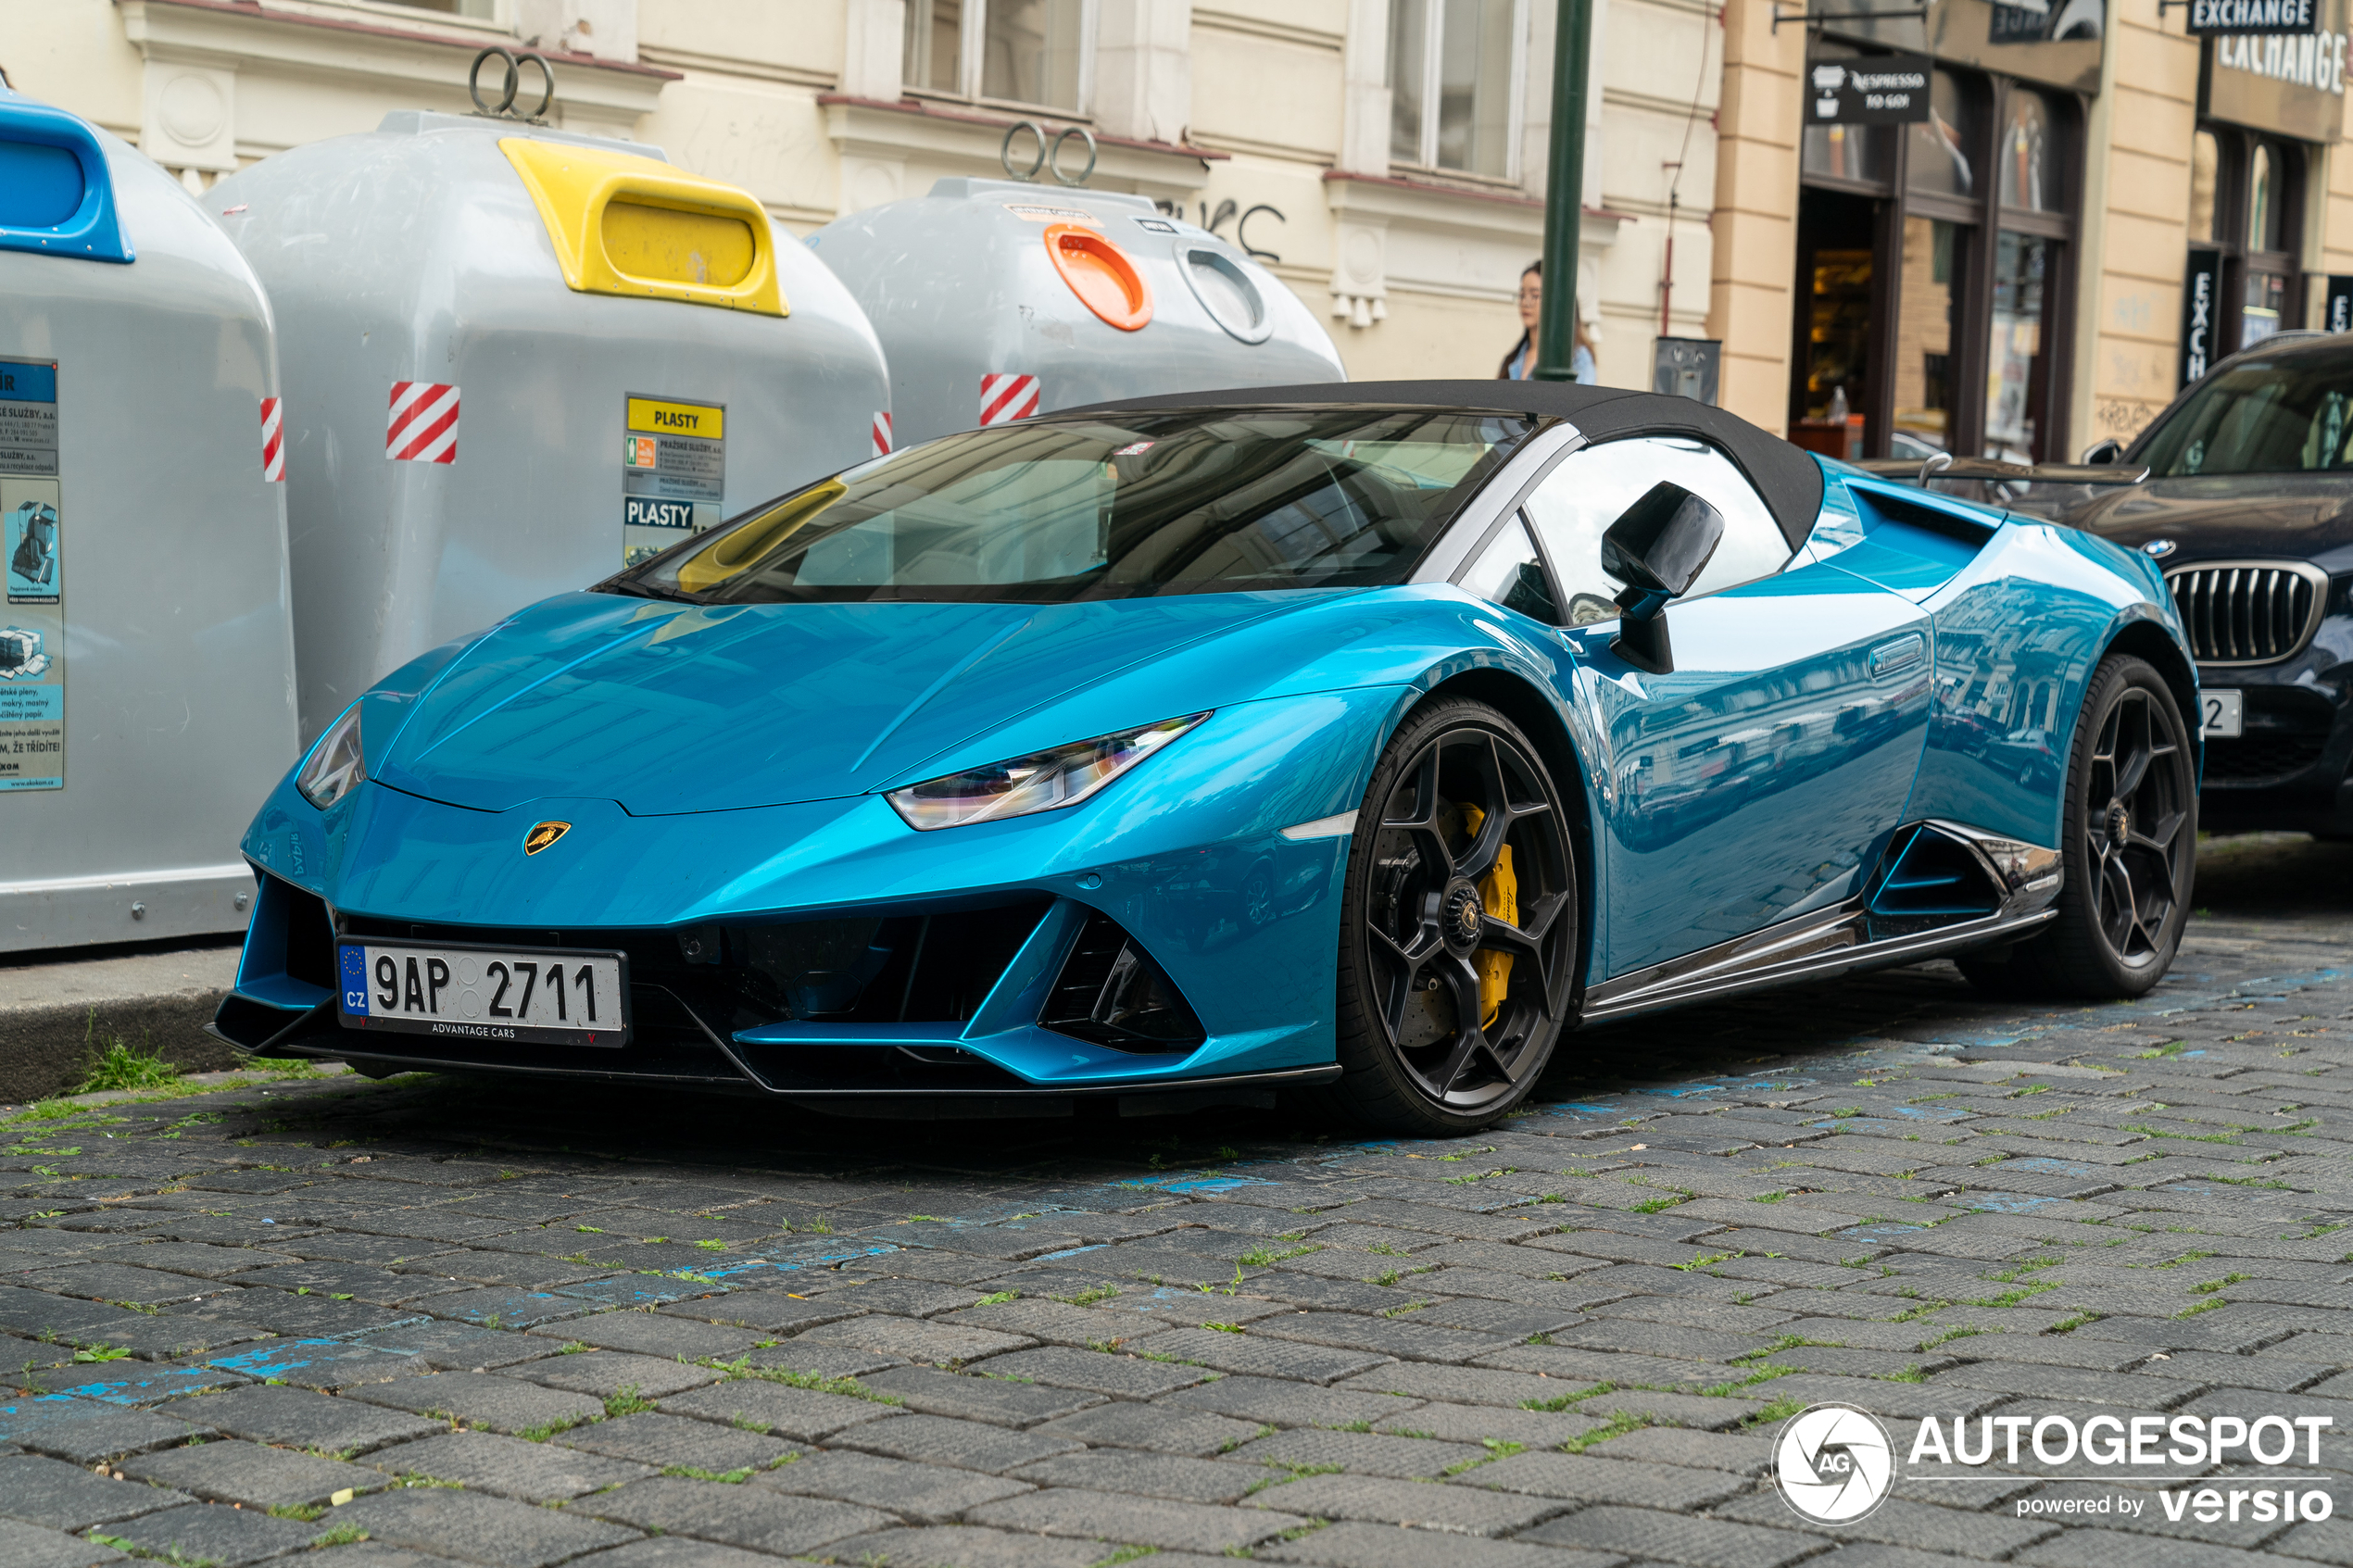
[2200,689,2244,738]
[336,941,628,1047]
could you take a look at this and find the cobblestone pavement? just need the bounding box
[5,834,2352,1568]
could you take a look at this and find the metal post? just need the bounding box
[1533,0,1594,381]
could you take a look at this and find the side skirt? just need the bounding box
[1578,819,2062,1025]
[1577,903,2056,1024]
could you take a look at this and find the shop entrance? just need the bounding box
[1787,54,2080,464]
[1792,187,1879,462]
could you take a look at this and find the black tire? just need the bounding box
[1327,697,1579,1134]
[1957,653,2196,999]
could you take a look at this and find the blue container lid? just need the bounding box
[0,90,132,264]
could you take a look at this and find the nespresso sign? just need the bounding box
[2189,0,2317,35]
[1808,55,1935,122]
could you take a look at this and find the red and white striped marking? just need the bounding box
[978,373,1040,426]
[258,396,285,482]
[386,382,459,464]
[872,410,892,457]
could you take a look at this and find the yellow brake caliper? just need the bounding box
[1458,804,1517,1028]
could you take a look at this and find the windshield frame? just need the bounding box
[2128,339,2353,479]
[595,403,1550,608]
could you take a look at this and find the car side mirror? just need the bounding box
[1599,482,1723,674]
[2080,438,2124,465]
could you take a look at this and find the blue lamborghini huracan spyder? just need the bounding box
[214,383,2199,1134]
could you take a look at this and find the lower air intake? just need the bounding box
[1041,911,1207,1054]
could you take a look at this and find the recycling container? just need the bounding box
[809,179,1344,446]
[0,90,300,950]
[208,112,891,739]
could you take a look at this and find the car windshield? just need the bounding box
[2137,348,2353,477]
[608,405,1536,604]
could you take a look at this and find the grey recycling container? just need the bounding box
[809,179,1344,447]
[0,89,300,950]
[208,112,891,740]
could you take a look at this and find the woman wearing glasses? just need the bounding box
[1498,260,1597,383]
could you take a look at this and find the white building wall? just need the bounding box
[7,0,1723,389]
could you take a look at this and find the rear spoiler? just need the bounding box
[1848,456,2150,486]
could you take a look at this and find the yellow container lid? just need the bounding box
[500,137,786,317]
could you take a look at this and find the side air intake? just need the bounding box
[1867,824,2001,925]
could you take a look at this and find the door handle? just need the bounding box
[1868,633,1926,678]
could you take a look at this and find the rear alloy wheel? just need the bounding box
[1330,698,1578,1134]
[1958,653,2195,999]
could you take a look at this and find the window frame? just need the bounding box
[1492,433,1795,626]
[904,0,1099,117]
[2190,123,2307,358]
[1793,54,2082,462]
[1388,0,1533,183]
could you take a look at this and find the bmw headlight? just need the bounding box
[886,713,1210,831]
[296,702,368,810]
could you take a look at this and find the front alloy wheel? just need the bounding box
[1330,698,1578,1133]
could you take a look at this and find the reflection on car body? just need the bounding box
[214,382,2199,1135]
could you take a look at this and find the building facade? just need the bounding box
[1707,0,2353,454]
[14,0,2343,454]
[5,0,1725,393]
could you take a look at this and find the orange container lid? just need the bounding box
[1043,221,1152,332]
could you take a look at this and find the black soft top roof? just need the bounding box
[1076,380,1827,552]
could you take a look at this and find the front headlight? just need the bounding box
[886,712,1210,831]
[296,702,367,810]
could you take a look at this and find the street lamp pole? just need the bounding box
[1532,0,1594,382]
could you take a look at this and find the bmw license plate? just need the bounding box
[2200,689,2243,738]
[336,941,628,1047]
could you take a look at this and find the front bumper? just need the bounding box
[214,689,1401,1108]
[2193,613,2353,834]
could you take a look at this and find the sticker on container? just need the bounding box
[623,394,726,568]
[387,382,459,464]
[979,373,1041,426]
[0,357,64,791]
[1003,203,1101,226]
[259,396,285,483]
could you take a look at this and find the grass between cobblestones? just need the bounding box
[3,834,2351,1564]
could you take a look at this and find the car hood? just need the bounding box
[368,590,1362,815]
[2068,473,2353,563]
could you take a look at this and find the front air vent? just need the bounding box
[1041,912,1207,1055]
[2167,560,2330,666]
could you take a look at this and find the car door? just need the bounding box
[1510,435,1936,980]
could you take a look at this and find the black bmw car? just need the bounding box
[2071,332,2353,835]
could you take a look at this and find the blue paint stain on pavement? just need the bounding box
[1117,1173,1273,1195]
[672,1243,900,1285]
[1958,1192,2063,1213]
[36,1365,240,1406]
[560,1274,718,1305]
[206,1338,421,1381]
[0,1394,132,1443]
[1989,1157,2101,1177]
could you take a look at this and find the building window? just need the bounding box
[363,0,496,16]
[1793,57,2079,463]
[1389,0,1525,180]
[2189,126,2306,357]
[905,0,1088,112]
